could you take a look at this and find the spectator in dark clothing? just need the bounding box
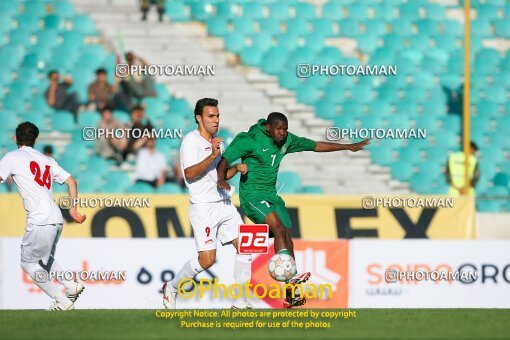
[43,145,54,158]
[140,0,165,22]
[45,70,80,118]
[88,68,132,112]
[122,105,153,159]
[88,68,115,111]
[118,52,156,104]
[96,106,128,164]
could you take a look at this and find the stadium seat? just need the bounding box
[206,17,229,36]
[49,1,76,18]
[72,15,97,35]
[300,185,324,194]
[165,1,190,22]
[494,20,510,39]
[241,2,265,20]
[224,32,246,53]
[232,18,255,35]
[128,182,155,194]
[190,2,214,21]
[241,46,264,67]
[157,183,183,194]
[322,2,344,20]
[477,200,503,213]
[275,32,300,51]
[52,111,76,132]
[100,172,132,193]
[391,19,414,36]
[261,46,289,75]
[370,147,394,166]
[277,172,302,193]
[390,162,414,181]
[278,70,302,90]
[258,18,283,35]
[251,32,274,52]
[268,1,290,20]
[293,3,316,20]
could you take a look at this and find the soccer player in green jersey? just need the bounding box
[217,112,369,307]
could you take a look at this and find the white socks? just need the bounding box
[170,258,204,290]
[233,254,252,303]
[21,261,71,304]
[49,260,76,291]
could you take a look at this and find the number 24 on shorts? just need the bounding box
[239,224,269,254]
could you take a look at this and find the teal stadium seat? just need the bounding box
[43,14,64,30]
[241,46,264,67]
[258,18,283,35]
[224,32,245,53]
[128,182,155,194]
[293,3,316,20]
[50,1,76,18]
[241,2,265,20]
[390,163,414,182]
[72,15,97,35]
[268,3,291,21]
[157,183,183,194]
[277,172,302,194]
[166,1,190,22]
[206,17,229,36]
[78,111,101,127]
[16,13,42,32]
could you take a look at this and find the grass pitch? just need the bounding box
[1,309,508,339]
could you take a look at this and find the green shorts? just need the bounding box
[241,196,292,229]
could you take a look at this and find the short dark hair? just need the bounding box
[470,141,479,151]
[47,70,58,79]
[16,122,39,147]
[131,104,144,113]
[267,112,288,126]
[194,98,218,124]
[101,106,114,115]
[43,145,53,155]
[96,68,107,75]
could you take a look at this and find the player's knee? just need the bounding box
[198,254,216,269]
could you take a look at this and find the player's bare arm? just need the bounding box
[225,163,248,180]
[314,139,370,152]
[65,176,86,224]
[217,157,231,191]
[184,137,223,181]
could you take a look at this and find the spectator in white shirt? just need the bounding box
[134,138,167,188]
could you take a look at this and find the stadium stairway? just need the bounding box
[71,0,408,194]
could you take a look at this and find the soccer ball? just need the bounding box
[268,253,297,282]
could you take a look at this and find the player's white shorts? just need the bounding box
[189,200,242,251]
[21,223,63,265]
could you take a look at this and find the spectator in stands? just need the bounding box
[118,52,156,104]
[140,0,165,22]
[45,70,80,118]
[96,106,127,164]
[134,138,167,188]
[445,141,480,197]
[123,105,153,159]
[88,68,132,112]
[88,68,115,111]
[43,145,54,158]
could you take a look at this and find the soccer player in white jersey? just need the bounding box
[0,122,86,311]
[162,98,252,309]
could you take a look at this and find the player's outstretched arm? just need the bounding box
[225,163,248,180]
[314,139,370,152]
[65,176,86,224]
